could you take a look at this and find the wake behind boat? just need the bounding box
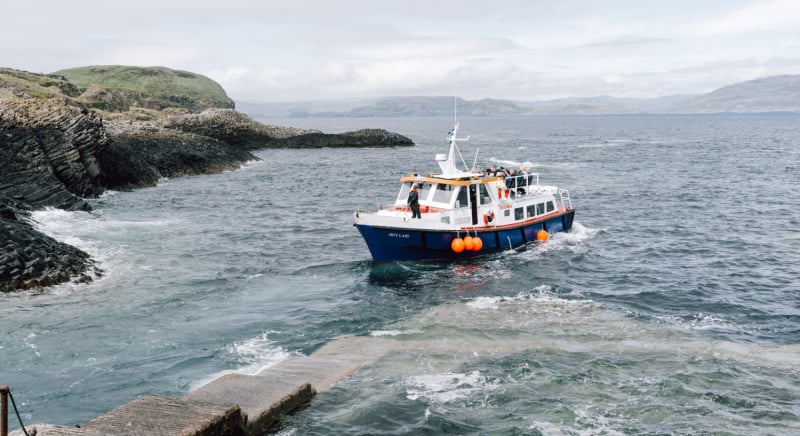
[354,121,575,261]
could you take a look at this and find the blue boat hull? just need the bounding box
[355,210,575,262]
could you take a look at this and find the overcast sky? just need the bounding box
[4,0,799,102]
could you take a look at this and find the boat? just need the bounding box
[354,121,575,261]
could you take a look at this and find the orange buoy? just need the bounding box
[472,236,483,251]
[536,229,549,242]
[451,237,465,253]
[463,236,474,251]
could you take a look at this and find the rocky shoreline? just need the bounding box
[1,98,413,292]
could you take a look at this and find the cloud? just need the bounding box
[333,36,518,61]
[4,0,800,101]
[208,57,521,101]
[693,0,800,36]
[574,35,668,49]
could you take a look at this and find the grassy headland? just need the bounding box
[52,65,234,112]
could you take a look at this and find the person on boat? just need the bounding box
[408,185,421,219]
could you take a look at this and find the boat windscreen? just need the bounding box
[396,182,413,203]
[433,184,453,203]
[419,183,433,201]
[456,187,468,208]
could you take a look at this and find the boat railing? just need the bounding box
[503,173,540,191]
[559,189,573,209]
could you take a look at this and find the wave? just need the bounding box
[26,208,182,295]
[404,370,501,404]
[485,157,537,169]
[189,331,293,390]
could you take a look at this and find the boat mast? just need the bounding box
[437,96,471,177]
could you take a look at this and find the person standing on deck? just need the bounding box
[408,185,421,219]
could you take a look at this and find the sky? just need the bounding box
[3,0,799,102]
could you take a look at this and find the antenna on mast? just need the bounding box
[454,94,457,125]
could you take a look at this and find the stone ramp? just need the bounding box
[15,396,244,436]
[184,375,312,435]
[257,356,367,392]
[84,396,244,435]
[17,354,376,435]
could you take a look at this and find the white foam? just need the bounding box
[575,139,633,149]
[465,287,594,314]
[486,158,537,170]
[370,329,422,337]
[236,159,266,170]
[226,331,293,375]
[405,370,500,404]
[26,208,155,292]
[686,312,734,331]
[466,296,501,310]
[190,332,293,390]
[515,221,600,260]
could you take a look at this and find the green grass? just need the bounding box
[52,65,234,109]
[0,68,75,99]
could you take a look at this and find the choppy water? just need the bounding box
[2,115,799,434]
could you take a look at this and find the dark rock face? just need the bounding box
[160,109,319,150]
[0,98,106,211]
[1,98,108,292]
[159,109,414,150]
[100,122,259,190]
[267,128,414,148]
[0,196,99,292]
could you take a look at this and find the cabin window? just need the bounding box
[536,203,545,215]
[479,184,492,205]
[546,201,555,212]
[419,183,433,201]
[505,177,516,189]
[515,207,524,220]
[504,209,511,217]
[433,183,452,203]
[455,187,468,208]
[397,182,413,203]
[527,204,536,217]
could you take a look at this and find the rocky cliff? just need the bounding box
[1,68,414,293]
[0,98,106,291]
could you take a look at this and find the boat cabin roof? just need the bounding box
[400,173,503,186]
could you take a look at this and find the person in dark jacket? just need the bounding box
[408,185,421,219]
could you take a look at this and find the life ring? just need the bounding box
[483,211,495,225]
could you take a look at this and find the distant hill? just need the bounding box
[239,74,800,117]
[52,65,235,112]
[517,94,697,115]
[672,75,800,113]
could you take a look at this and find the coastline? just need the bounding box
[0,97,413,293]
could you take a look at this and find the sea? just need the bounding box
[1,114,799,435]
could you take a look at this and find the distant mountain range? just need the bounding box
[238,74,800,117]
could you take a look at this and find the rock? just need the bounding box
[267,128,414,148]
[99,122,259,190]
[0,97,106,211]
[160,108,320,150]
[79,85,130,112]
[0,97,108,292]
[0,196,99,293]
